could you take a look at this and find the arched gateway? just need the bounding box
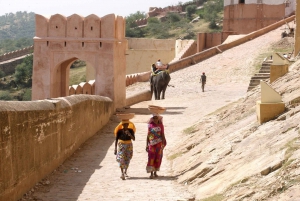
[32,13,126,108]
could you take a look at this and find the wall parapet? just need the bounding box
[0,46,33,62]
[0,95,113,201]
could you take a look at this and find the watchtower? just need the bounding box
[32,14,126,109]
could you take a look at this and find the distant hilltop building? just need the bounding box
[223,0,296,34]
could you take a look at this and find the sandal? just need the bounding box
[124,172,129,177]
[120,174,125,180]
[149,175,154,179]
[154,172,158,177]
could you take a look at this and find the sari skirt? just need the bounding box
[116,142,133,169]
[146,142,163,173]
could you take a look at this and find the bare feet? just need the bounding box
[149,172,154,179]
[154,172,158,177]
[120,173,125,180]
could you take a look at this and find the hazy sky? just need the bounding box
[1,0,191,17]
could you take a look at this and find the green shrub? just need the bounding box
[167,12,181,23]
[147,17,160,24]
[22,88,31,101]
[14,54,33,84]
[0,91,12,100]
[186,5,197,20]
[0,69,5,78]
[209,20,218,29]
[201,0,223,22]
[71,60,86,68]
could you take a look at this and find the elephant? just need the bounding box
[150,70,171,100]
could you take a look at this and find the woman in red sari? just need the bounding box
[146,114,167,179]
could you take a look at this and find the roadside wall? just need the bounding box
[0,57,25,75]
[125,38,175,74]
[223,4,286,34]
[0,95,114,201]
[168,15,295,73]
[0,46,33,62]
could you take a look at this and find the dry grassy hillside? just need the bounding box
[168,41,300,200]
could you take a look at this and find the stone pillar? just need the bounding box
[270,53,289,83]
[197,33,206,52]
[256,81,285,124]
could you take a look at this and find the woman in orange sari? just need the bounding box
[114,120,136,180]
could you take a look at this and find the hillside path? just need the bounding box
[28,25,286,201]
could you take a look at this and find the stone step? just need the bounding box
[247,60,272,92]
[249,80,261,85]
[260,66,271,70]
[251,76,270,80]
[259,70,270,73]
[253,74,270,78]
[247,86,257,91]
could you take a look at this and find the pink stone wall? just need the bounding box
[223,4,286,34]
[0,46,34,62]
[0,95,113,201]
[32,13,126,109]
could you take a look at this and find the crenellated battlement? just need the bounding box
[32,13,127,109]
[35,13,125,41]
[0,46,33,62]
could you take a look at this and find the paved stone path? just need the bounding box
[31,24,286,201]
[33,103,194,201]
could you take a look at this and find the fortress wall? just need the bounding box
[0,95,113,201]
[126,49,174,74]
[126,89,152,106]
[220,15,295,52]
[0,58,24,75]
[0,46,33,62]
[33,13,127,109]
[224,0,285,6]
[223,4,286,34]
[127,38,175,50]
[125,38,175,74]
[168,15,295,74]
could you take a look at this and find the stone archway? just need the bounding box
[32,13,127,109]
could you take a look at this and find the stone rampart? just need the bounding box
[0,46,33,62]
[126,89,152,106]
[0,95,114,201]
[69,71,151,95]
[135,18,148,26]
[0,57,25,74]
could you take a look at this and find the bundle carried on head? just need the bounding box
[114,113,136,136]
[116,113,135,122]
[148,105,166,115]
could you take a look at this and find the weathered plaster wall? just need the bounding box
[270,64,289,83]
[125,38,175,74]
[223,3,287,34]
[197,32,224,51]
[224,0,288,6]
[0,95,113,201]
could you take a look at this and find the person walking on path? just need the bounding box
[114,116,136,180]
[146,111,167,179]
[200,72,206,92]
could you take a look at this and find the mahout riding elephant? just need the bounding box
[151,70,171,100]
